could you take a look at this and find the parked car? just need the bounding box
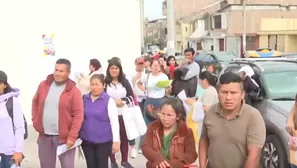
[195,51,236,73]
[219,58,297,168]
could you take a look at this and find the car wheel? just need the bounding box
[262,135,289,168]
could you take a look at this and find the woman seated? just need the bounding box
[142,97,198,168]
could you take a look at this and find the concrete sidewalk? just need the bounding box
[22,126,146,168]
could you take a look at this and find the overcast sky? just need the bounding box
[144,0,163,20]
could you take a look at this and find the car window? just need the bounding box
[196,54,215,62]
[215,53,236,62]
[224,66,241,74]
[263,71,297,99]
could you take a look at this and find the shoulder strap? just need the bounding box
[145,73,150,97]
[6,97,14,119]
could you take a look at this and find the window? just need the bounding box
[263,70,297,99]
[165,28,167,35]
[195,54,215,62]
[185,27,187,32]
[213,15,222,29]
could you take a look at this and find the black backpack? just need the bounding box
[6,97,28,140]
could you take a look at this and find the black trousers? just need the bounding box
[81,140,112,168]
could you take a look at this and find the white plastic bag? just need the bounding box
[122,96,147,140]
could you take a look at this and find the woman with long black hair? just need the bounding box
[105,59,135,168]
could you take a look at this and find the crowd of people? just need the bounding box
[0,47,297,168]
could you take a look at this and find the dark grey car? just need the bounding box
[220,58,297,168]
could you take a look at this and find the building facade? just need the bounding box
[187,0,297,55]
[144,18,167,50]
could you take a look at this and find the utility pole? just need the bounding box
[140,0,145,54]
[242,0,246,55]
[167,0,176,56]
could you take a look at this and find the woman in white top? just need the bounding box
[137,59,169,152]
[77,59,103,94]
[105,58,135,168]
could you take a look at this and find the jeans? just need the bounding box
[292,164,297,168]
[0,155,13,168]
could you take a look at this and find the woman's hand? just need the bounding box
[286,119,295,136]
[114,99,125,107]
[165,85,172,94]
[112,142,120,154]
[156,160,170,168]
[185,98,195,105]
[289,136,297,151]
[12,152,23,166]
[203,105,209,112]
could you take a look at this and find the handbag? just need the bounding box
[122,96,147,140]
[144,73,160,120]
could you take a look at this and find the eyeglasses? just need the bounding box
[158,113,176,119]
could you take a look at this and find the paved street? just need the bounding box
[22,126,146,168]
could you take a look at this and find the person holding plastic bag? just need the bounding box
[186,71,218,142]
[105,59,135,168]
[80,74,120,168]
[142,97,197,168]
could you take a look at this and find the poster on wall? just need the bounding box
[42,34,55,57]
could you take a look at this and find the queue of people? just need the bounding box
[2,47,297,168]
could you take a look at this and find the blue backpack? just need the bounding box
[6,97,28,140]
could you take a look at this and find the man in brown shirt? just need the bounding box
[199,72,266,168]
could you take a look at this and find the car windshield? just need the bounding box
[263,70,297,99]
[214,53,236,62]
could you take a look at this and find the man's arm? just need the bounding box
[68,88,84,142]
[199,118,209,168]
[32,82,42,122]
[244,110,266,168]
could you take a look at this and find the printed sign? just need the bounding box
[42,34,55,57]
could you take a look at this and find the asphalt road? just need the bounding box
[22,126,147,168]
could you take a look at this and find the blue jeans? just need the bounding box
[0,155,13,168]
[292,164,297,168]
[138,98,162,150]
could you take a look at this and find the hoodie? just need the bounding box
[0,88,25,155]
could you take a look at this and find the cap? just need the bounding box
[135,57,144,64]
[0,70,7,83]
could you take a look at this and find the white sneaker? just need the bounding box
[130,147,137,158]
[138,149,142,154]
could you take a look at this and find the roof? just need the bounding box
[147,17,167,23]
[257,61,297,72]
[180,12,206,22]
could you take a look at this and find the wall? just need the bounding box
[259,35,269,49]
[287,35,297,52]
[0,0,141,123]
[202,39,220,51]
[226,36,241,56]
[227,9,297,35]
